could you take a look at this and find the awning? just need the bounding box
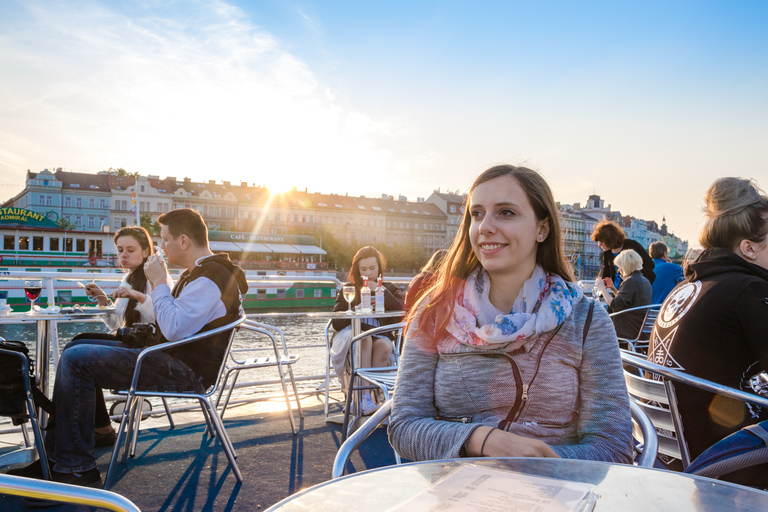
[209,241,242,252]
[293,245,326,255]
[235,242,272,253]
[264,243,300,254]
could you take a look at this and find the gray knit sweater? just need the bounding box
[388,295,633,463]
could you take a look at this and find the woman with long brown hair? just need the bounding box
[389,165,632,462]
[71,226,174,446]
[331,246,404,414]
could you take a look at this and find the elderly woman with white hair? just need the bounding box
[599,249,652,339]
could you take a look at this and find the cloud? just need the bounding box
[0,0,405,197]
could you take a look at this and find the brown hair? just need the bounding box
[648,241,668,259]
[348,246,387,287]
[113,226,154,326]
[407,165,573,341]
[157,208,208,247]
[699,177,768,251]
[591,220,626,249]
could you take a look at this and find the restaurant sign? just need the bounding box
[0,207,59,228]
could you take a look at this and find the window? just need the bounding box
[140,186,145,192]
[33,237,44,251]
[57,291,72,303]
[19,236,29,250]
[277,289,286,299]
[75,216,82,227]
[4,235,14,250]
[257,289,266,299]
[314,289,322,298]
[76,239,85,252]
[99,199,106,209]
[89,198,95,208]
[50,238,60,251]
[76,198,82,208]
[295,289,304,298]
[65,238,73,252]
[114,219,121,229]
[330,288,336,298]
[64,197,71,207]
[88,217,95,228]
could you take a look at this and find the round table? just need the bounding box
[266,458,768,511]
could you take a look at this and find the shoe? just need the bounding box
[94,429,117,447]
[361,393,380,416]
[6,459,50,479]
[23,468,102,509]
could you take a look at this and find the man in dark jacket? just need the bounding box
[9,209,247,488]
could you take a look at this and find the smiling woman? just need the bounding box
[390,164,633,465]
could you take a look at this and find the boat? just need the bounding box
[0,222,337,311]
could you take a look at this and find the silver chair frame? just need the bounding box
[331,399,657,476]
[609,303,661,353]
[630,400,659,468]
[0,344,50,480]
[621,349,768,469]
[104,315,247,489]
[341,323,404,444]
[215,320,303,434]
[0,474,141,511]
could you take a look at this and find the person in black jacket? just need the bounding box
[648,177,768,487]
[331,246,403,414]
[591,219,655,286]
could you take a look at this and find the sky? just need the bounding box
[1,0,767,247]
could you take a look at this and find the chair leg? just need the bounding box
[287,365,304,419]
[200,400,217,440]
[104,396,134,489]
[200,397,242,482]
[161,398,175,429]
[129,398,144,458]
[25,395,50,480]
[274,362,298,435]
[219,370,241,421]
[341,371,358,442]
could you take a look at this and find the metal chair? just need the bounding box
[620,349,768,469]
[104,315,247,489]
[215,320,303,434]
[629,401,659,467]
[609,304,661,354]
[331,399,657,477]
[323,319,338,421]
[333,399,395,478]
[341,323,404,445]
[0,473,140,511]
[0,342,50,480]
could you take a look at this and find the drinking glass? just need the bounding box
[24,280,43,314]
[342,285,356,314]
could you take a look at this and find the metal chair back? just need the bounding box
[342,323,404,448]
[609,304,661,354]
[0,344,50,480]
[620,350,768,470]
[104,315,247,489]
[332,399,394,478]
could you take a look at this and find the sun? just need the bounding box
[264,177,295,195]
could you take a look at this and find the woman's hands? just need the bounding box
[464,426,559,458]
[84,283,111,307]
[111,287,147,304]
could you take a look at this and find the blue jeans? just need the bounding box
[45,338,203,473]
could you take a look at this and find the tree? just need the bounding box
[105,167,140,177]
[140,212,160,235]
[57,217,77,230]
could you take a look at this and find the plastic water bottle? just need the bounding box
[374,276,385,313]
[360,276,372,313]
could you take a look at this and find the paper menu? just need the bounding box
[387,464,597,512]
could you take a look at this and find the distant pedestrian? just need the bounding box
[648,241,684,304]
[591,219,655,286]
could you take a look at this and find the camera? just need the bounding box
[115,323,157,347]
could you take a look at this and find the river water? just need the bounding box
[0,315,335,429]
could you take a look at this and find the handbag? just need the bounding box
[0,339,54,423]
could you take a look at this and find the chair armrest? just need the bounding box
[608,304,662,318]
[348,323,406,371]
[332,399,393,479]
[620,350,768,409]
[128,315,246,392]
[630,401,658,467]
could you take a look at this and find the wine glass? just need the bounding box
[24,280,43,314]
[342,285,356,315]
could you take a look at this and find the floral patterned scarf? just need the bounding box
[446,265,582,349]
